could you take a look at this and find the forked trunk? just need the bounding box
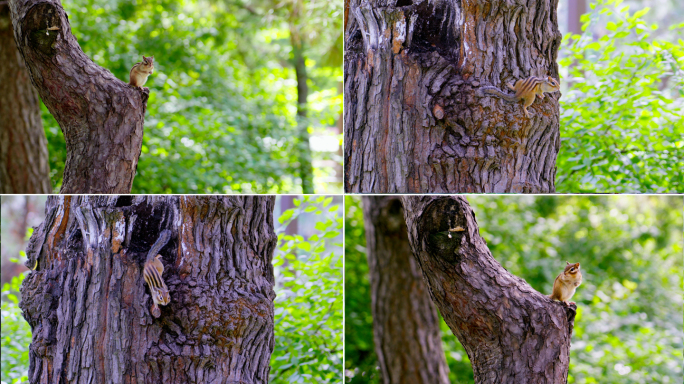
[400,196,576,383]
[8,0,149,193]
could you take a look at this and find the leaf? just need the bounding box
[279,209,294,224]
[298,241,311,252]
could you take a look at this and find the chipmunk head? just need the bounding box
[142,56,154,65]
[544,76,560,91]
[564,261,580,275]
[151,286,170,306]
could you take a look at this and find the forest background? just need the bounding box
[32,0,343,194]
[345,195,683,383]
[555,0,682,192]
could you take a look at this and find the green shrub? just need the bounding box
[557,0,684,192]
[1,273,31,384]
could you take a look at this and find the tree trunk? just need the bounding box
[344,0,562,193]
[0,3,51,194]
[362,196,450,384]
[8,0,149,194]
[20,195,277,383]
[290,19,315,194]
[399,196,575,383]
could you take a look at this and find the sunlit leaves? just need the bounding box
[271,196,343,383]
[1,273,31,384]
[557,0,683,193]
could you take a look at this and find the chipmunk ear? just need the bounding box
[566,261,570,265]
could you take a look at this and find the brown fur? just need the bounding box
[549,261,582,304]
[129,55,155,87]
[481,76,560,117]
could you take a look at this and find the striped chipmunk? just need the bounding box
[129,55,154,88]
[143,229,172,318]
[479,76,560,117]
[548,261,582,305]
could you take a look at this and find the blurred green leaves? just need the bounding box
[43,0,342,193]
[1,273,31,384]
[271,196,343,383]
[557,0,683,193]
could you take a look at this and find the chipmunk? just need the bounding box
[480,76,560,117]
[143,230,171,318]
[549,261,582,305]
[129,56,154,88]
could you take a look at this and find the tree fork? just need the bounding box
[401,196,576,383]
[344,0,562,193]
[8,0,149,193]
[20,196,277,383]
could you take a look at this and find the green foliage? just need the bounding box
[557,0,684,192]
[1,273,30,384]
[271,196,343,383]
[344,196,683,383]
[44,0,342,193]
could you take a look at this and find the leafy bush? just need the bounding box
[270,196,343,383]
[1,273,31,384]
[557,0,683,192]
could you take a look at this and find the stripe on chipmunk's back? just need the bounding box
[144,263,164,288]
[519,77,542,95]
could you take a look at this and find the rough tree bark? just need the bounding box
[362,196,449,384]
[20,195,277,383]
[0,3,51,193]
[345,0,562,193]
[8,0,149,194]
[398,196,576,383]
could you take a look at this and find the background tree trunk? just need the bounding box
[0,3,51,194]
[344,0,562,193]
[8,0,149,194]
[289,10,315,194]
[399,196,575,383]
[362,196,449,384]
[20,195,277,383]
